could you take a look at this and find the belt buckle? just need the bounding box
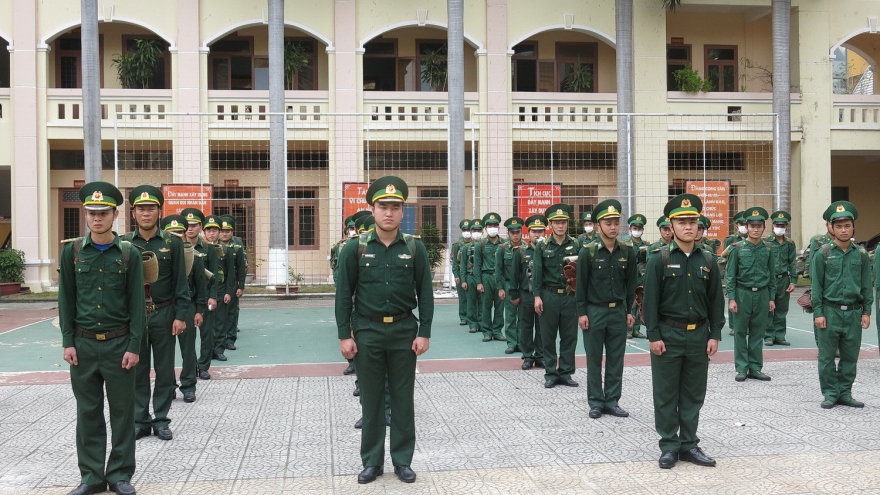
[557,289,565,294]
[609,302,617,308]
[96,333,106,341]
[686,324,696,331]
[752,287,759,292]
[841,305,849,311]
[383,316,394,323]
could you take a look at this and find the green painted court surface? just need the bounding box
[2,300,877,373]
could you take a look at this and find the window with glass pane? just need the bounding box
[364,40,397,91]
[418,41,447,92]
[0,39,10,88]
[556,42,597,93]
[704,46,737,92]
[287,189,319,249]
[209,38,253,90]
[512,43,538,92]
[666,45,691,91]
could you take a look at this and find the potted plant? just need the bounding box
[672,65,714,93]
[112,39,162,89]
[0,248,25,296]
[277,268,304,294]
[420,44,448,91]
[284,40,310,90]
[419,223,444,276]
[561,57,593,93]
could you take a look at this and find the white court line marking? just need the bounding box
[0,318,55,336]
[787,325,878,350]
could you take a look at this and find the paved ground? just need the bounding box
[1,293,879,494]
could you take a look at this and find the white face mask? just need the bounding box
[471,232,483,241]
[584,225,594,234]
[737,225,748,235]
[462,231,472,239]
[348,229,357,237]
[630,229,643,238]
[486,227,499,237]
[773,227,787,236]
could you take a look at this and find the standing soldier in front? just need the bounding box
[576,200,638,419]
[460,219,484,334]
[497,216,525,354]
[510,215,547,370]
[336,176,433,484]
[726,207,775,382]
[60,182,143,495]
[475,212,505,343]
[644,194,725,470]
[811,201,872,409]
[219,215,247,351]
[766,211,797,347]
[533,204,580,389]
[451,219,472,326]
[622,214,649,339]
[128,186,189,442]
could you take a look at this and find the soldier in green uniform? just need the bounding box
[811,201,872,409]
[451,219,472,326]
[576,200,638,419]
[497,216,525,354]
[510,216,547,370]
[333,212,365,376]
[475,212,505,343]
[60,182,143,495]
[649,216,673,253]
[577,211,597,247]
[534,204,580,389]
[219,215,247,351]
[460,219,484,334]
[128,185,189,442]
[726,207,775,382]
[697,216,721,258]
[644,194,725,470]
[766,211,797,346]
[204,215,236,363]
[622,214,649,339]
[336,176,433,484]
[181,208,221,380]
[161,215,207,404]
[722,211,748,336]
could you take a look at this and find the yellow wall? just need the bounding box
[831,154,880,238]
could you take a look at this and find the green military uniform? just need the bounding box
[647,216,672,256]
[533,204,580,387]
[335,213,367,375]
[811,201,872,408]
[206,215,236,362]
[621,214,649,339]
[451,219,472,325]
[577,211,597,248]
[474,212,505,342]
[59,183,145,492]
[220,215,247,349]
[766,211,797,346]
[335,176,434,475]
[644,194,725,460]
[805,231,834,347]
[496,216,525,353]
[726,207,774,381]
[128,185,190,440]
[510,215,546,369]
[575,200,638,415]
[161,214,208,401]
[460,219,483,334]
[183,211,221,377]
[722,211,749,336]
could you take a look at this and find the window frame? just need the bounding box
[287,187,320,250]
[666,44,692,91]
[511,42,538,92]
[208,36,255,90]
[555,41,598,93]
[55,34,105,89]
[704,44,738,92]
[363,38,400,91]
[120,35,171,89]
[416,188,449,241]
[416,39,448,92]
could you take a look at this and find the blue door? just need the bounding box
[401,205,417,234]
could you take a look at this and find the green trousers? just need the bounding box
[517,291,543,362]
[70,334,136,486]
[198,306,215,372]
[357,375,391,417]
[135,304,176,430]
[651,322,710,452]
[456,279,468,324]
[768,276,791,342]
[817,307,862,402]
[538,290,578,382]
[227,294,240,345]
[480,273,504,338]
[503,297,519,350]
[733,287,770,374]
[353,316,418,467]
[213,299,229,356]
[465,274,482,332]
[583,305,627,409]
[177,302,198,393]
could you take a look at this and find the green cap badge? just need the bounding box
[180,208,205,225]
[79,181,123,210]
[525,215,548,229]
[482,212,501,225]
[219,214,236,230]
[459,219,471,230]
[161,214,187,232]
[470,219,484,230]
[580,211,593,222]
[204,216,221,229]
[744,207,768,223]
[656,216,671,228]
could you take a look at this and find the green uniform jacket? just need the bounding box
[459,241,477,279]
[473,237,502,278]
[59,234,146,354]
[188,253,209,315]
[510,241,538,300]
[213,242,236,299]
[194,236,219,301]
[575,240,638,315]
[577,232,598,249]
[726,240,774,300]
[810,242,873,318]
[804,234,833,277]
[767,235,798,287]
[128,229,190,320]
[231,236,248,290]
[495,239,520,290]
[450,237,465,279]
[330,238,348,284]
[723,234,747,249]
[647,240,670,260]
[533,235,579,290]
[643,240,726,341]
[335,230,434,339]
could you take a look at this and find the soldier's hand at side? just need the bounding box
[626,314,635,328]
[454,277,460,285]
[579,315,589,330]
[650,340,666,356]
[412,336,430,356]
[477,284,485,293]
[498,289,506,300]
[534,296,543,315]
[236,289,243,298]
[511,298,520,307]
[769,301,776,312]
[121,352,139,370]
[785,283,796,293]
[224,294,232,304]
[194,313,204,327]
[862,314,871,329]
[729,300,738,313]
[207,298,217,312]
[340,338,358,359]
[172,319,186,336]
[815,316,826,329]
[461,282,468,290]
[63,347,78,366]
[706,339,719,357]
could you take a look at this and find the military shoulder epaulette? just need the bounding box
[412,235,421,239]
[60,237,79,244]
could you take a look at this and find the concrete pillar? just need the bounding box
[480,0,510,217]
[330,0,360,236]
[174,0,204,183]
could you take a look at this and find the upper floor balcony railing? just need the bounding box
[832,94,880,129]
[47,89,173,127]
[363,91,480,127]
[206,90,330,127]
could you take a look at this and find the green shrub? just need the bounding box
[0,249,26,283]
[673,65,714,93]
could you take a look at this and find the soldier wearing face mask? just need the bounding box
[474,213,506,343]
[578,211,598,248]
[510,216,548,369]
[722,211,748,336]
[333,212,368,376]
[451,219,472,326]
[460,220,485,335]
[765,211,797,347]
[622,214,649,339]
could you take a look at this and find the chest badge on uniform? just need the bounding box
[701,266,711,273]
[565,246,574,250]
[618,258,627,262]
[398,254,412,259]
[363,253,376,258]
[667,264,680,268]
[159,248,170,253]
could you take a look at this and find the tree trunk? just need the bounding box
[616,0,634,218]
[81,0,102,183]
[447,0,465,261]
[267,0,288,284]
[773,0,791,213]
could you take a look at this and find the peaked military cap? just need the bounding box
[344,215,355,228]
[79,181,123,211]
[744,207,769,223]
[656,215,671,228]
[219,214,236,230]
[204,215,221,229]
[482,212,501,225]
[593,199,622,221]
[733,211,747,224]
[771,211,791,224]
[129,185,163,207]
[358,215,376,231]
[627,214,646,226]
[824,201,858,222]
[546,204,573,221]
[470,219,484,230]
[366,176,408,205]
[351,210,371,227]
[161,214,187,231]
[459,219,471,230]
[504,216,525,230]
[526,215,548,230]
[664,194,702,219]
[698,215,712,229]
[180,208,205,225]
[580,211,593,222]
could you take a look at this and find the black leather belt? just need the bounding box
[543,286,570,294]
[775,274,788,279]
[363,312,412,323]
[738,287,765,292]
[660,317,707,331]
[822,300,862,311]
[149,300,174,312]
[75,326,130,341]
[595,301,624,308]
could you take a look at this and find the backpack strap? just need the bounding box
[358,232,419,259]
[822,243,830,261]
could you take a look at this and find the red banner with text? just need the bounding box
[161,184,213,216]
[515,183,561,219]
[686,180,729,247]
[343,182,371,220]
